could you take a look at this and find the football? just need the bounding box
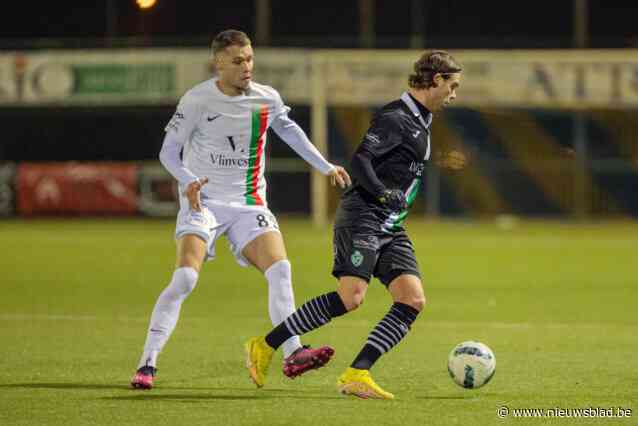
[447,341,496,389]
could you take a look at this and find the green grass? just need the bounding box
[0,218,636,425]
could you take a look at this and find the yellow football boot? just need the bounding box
[337,367,395,400]
[244,336,274,388]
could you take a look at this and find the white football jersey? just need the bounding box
[165,78,289,207]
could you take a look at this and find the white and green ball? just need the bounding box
[447,341,496,389]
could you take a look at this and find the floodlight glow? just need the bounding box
[136,0,157,9]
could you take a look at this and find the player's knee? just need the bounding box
[174,267,199,295]
[396,290,426,312]
[410,294,426,312]
[337,277,368,311]
[343,291,365,311]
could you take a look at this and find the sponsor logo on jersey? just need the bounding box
[226,136,236,151]
[207,114,221,122]
[210,152,249,169]
[365,132,381,144]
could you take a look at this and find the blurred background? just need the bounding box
[3,3,637,422]
[1,0,637,222]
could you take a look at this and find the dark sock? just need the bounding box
[351,302,419,370]
[265,291,347,350]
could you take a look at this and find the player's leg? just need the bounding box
[240,217,344,384]
[266,225,374,360]
[132,203,215,389]
[277,276,367,379]
[264,275,367,350]
[338,233,423,400]
[131,235,206,389]
[350,274,424,371]
[246,275,366,386]
[338,274,423,400]
[227,209,305,385]
[243,225,375,386]
[241,229,303,358]
[139,235,207,366]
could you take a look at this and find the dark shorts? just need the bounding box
[332,227,421,286]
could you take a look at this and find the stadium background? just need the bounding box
[1,0,637,220]
[1,2,636,425]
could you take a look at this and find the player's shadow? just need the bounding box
[105,394,267,402]
[415,395,477,400]
[105,390,344,402]
[0,383,126,391]
[0,383,269,392]
[0,383,344,401]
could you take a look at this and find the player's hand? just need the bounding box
[185,177,209,211]
[329,166,352,189]
[378,189,407,211]
[438,150,467,171]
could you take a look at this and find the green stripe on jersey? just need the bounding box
[245,105,268,205]
[390,178,421,231]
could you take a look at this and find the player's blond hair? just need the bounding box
[408,50,462,90]
[211,29,251,56]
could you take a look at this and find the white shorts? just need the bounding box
[175,196,280,267]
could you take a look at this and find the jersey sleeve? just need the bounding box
[271,88,292,119]
[159,132,199,186]
[160,94,202,186]
[164,94,202,145]
[357,113,404,158]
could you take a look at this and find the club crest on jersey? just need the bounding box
[351,250,364,267]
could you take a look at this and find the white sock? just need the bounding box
[138,267,199,369]
[265,260,302,358]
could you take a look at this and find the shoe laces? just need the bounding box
[138,366,157,376]
[285,345,313,364]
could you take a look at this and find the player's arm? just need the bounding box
[269,94,350,188]
[351,115,407,211]
[159,98,208,211]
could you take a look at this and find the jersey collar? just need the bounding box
[211,77,252,99]
[400,92,433,130]
[400,91,432,161]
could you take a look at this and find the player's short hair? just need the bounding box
[211,30,251,56]
[408,50,462,90]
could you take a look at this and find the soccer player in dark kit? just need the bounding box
[245,50,462,399]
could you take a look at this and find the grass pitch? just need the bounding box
[0,218,636,425]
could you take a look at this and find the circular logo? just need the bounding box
[350,250,364,267]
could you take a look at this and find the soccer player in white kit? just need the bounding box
[131,30,351,389]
